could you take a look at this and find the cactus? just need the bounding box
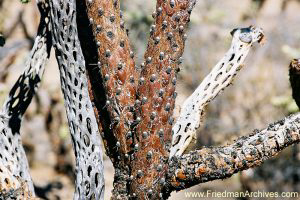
[48,0,105,199]
[0,0,51,198]
[170,26,265,157]
[1,0,300,200]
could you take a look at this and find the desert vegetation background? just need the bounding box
[0,0,300,199]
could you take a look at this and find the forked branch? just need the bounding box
[170,26,265,157]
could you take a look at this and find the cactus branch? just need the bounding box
[83,0,138,157]
[0,0,51,197]
[127,1,199,199]
[49,0,105,199]
[167,113,300,194]
[79,0,139,197]
[170,26,265,157]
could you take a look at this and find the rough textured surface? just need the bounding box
[129,1,198,199]
[0,0,51,198]
[167,113,300,194]
[82,0,138,198]
[2,1,300,200]
[49,0,104,199]
[289,58,300,108]
[170,26,265,157]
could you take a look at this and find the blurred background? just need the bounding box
[1,0,300,199]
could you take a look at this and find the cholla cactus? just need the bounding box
[0,0,51,198]
[170,26,265,157]
[0,0,300,200]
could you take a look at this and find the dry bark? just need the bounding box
[167,113,300,194]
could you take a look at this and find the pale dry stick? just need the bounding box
[49,0,105,199]
[170,26,265,157]
[0,0,51,198]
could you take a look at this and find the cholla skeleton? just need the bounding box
[170,26,265,158]
[0,0,51,196]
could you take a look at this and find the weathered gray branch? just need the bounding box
[49,0,105,199]
[170,26,265,157]
[166,113,300,194]
[0,0,52,197]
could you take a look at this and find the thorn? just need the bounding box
[120,39,125,47]
[170,0,175,8]
[157,164,163,171]
[139,77,145,84]
[105,49,111,57]
[96,25,102,33]
[104,74,110,81]
[98,8,104,17]
[150,112,156,120]
[159,89,164,97]
[142,131,148,139]
[162,20,168,29]
[146,57,152,64]
[155,36,160,44]
[110,14,115,22]
[159,52,165,60]
[142,97,147,104]
[157,7,162,15]
[166,66,172,74]
[179,25,184,33]
[152,11,157,18]
[134,144,139,151]
[137,170,143,178]
[167,32,173,40]
[147,151,153,159]
[89,18,94,24]
[130,51,134,58]
[165,103,171,111]
[158,128,164,137]
[116,87,121,95]
[150,74,156,82]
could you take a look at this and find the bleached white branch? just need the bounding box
[170,26,265,158]
[49,0,105,199]
[0,0,51,197]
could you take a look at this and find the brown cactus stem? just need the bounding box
[289,58,300,108]
[82,0,138,198]
[166,113,300,196]
[130,0,197,199]
[84,0,138,155]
